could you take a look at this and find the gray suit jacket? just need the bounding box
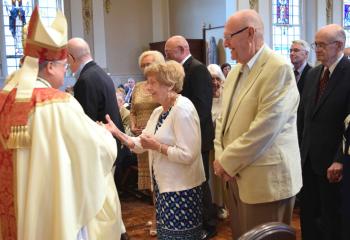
[214,46,302,204]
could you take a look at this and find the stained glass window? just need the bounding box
[1,0,32,74]
[272,0,302,60]
[1,0,62,75]
[343,0,350,47]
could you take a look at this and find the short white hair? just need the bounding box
[292,40,310,53]
[207,64,225,81]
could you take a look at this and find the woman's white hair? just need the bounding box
[207,64,225,81]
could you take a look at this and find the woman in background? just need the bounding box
[129,50,165,236]
[220,62,231,78]
[207,64,228,220]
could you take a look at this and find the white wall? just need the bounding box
[169,0,226,38]
[103,0,153,82]
[152,0,170,42]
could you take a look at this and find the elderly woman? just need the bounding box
[207,64,228,219]
[104,61,205,239]
[130,50,165,236]
[131,51,164,191]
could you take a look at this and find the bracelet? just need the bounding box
[158,143,162,153]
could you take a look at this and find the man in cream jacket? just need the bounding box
[213,9,302,239]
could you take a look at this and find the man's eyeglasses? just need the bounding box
[289,48,305,53]
[53,61,69,70]
[311,41,338,49]
[223,27,249,40]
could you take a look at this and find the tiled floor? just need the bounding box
[121,194,301,240]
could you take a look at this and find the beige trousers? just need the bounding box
[226,180,295,240]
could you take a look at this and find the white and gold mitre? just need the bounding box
[24,5,67,61]
[0,5,68,150]
[3,5,68,98]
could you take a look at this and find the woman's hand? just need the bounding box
[104,114,135,149]
[131,126,144,136]
[103,114,119,137]
[140,133,160,151]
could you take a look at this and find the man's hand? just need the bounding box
[327,162,343,183]
[213,159,235,182]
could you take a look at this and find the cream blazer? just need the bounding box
[132,95,206,193]
[214,46,302,204]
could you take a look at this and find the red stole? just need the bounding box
[0,88,68,239]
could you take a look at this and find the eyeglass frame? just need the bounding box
[52,61,69,70]
[289,48,307,53]
[311,41,338,50]
[223,26,249,41]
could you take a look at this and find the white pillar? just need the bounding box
[316,0,327,29]
[332,0,342,26]
[152,0,170,42]
[258,0,272,47]
[69,0,84,38]
[237,0,249,10]
[92,0,107,69]
[225,0,236,18]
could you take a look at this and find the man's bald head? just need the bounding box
[315,24,346,66]
[165,35,190,63]
[68,38,92,61]
[67,38,92,73]
[316,24,346,50]
[224,9,264,64]
[227,9,264,44]
[166,36,189,50]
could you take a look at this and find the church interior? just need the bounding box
[0,1,349,240]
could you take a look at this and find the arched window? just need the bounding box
[0,0,63,76]
[272,0,302,60]
[343,0,350,47]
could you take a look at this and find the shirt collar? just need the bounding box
[245,44,265,71]
[74,59,93,79]
[295,61,307,75]
[328,54,344,75]
[181,54,191,65]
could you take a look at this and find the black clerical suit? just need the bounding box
[74,61,130,189]
[298,57,350,240]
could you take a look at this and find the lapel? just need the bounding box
[297,63,311,91]
[223,46,271,135]
[306,65,322,108]
[312,57,347,117]
[220,64,243,134]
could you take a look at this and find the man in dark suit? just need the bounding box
[165,35,216,240]
[67,38,130,188]
[298,24,350,240]
[290,39,312,95]
[290,40,312,144]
